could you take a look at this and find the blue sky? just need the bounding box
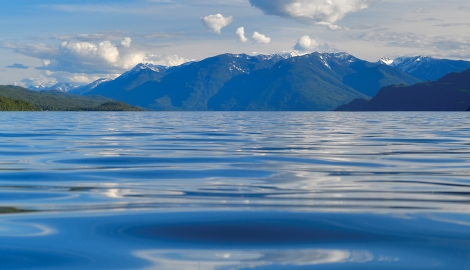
[1,0,470,86]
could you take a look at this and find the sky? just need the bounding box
[1,0,470,86]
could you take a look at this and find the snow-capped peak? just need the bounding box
[131,63,168,73]
[87,78,112,90]
[253,51,302,61]
[278,51,303,59]
[379,57,394,65]
[389,55,435,73]
[119,63,169,78]
[312,52,356,68]
[28,82,78,92]
[29,85,46,91]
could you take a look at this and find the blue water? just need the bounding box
[0,112,470,269]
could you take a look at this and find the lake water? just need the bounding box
[0,112,469,269]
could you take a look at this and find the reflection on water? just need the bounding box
[0,112,469,269]
[134,249,374,270]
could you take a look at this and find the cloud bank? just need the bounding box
[3,35,190,86]
[352,31,470,59]
[249,0,373,29]
[201,14,233,34]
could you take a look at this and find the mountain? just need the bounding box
[69,78,112,95]
[0,85,141,111]
[29,82,78,92]
[87,53,294,110]
[83,63,175,101]
[380,56,470,81]
[208,52,420,111]
[85,52,420,111]
[336,69,470,111]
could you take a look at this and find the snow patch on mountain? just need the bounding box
[390,56,434,73]
[379,57,394,65]
[124,63,169,76]
[378,55,470,81]
[313,52,357,69]
[66,78,113,95]
[28,82,78,92]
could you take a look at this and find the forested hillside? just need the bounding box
[0,96,38,111]
[0,85,142,111]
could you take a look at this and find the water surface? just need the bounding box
[0,112,469,269]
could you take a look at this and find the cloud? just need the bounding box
[21,76,57,87]
[412,8,429,13]
[459,6,470,11]
[351,31,470,59]
[2,34,191,85]
[435,23,470,27]
[249,0,373,29]
[60,40,120,65]
[293,36,337,52]
[236,27,248,42]
[121,37,132,48]
[252,31,271,44]
[201,14,233,34]
[52,31,127,42]
[294,36,318,51]
[145,54,192,66]
[7,63,29,69]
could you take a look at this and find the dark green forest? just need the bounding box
[0,96,38,111]
[80,101,144,111]
[0,85,142,111]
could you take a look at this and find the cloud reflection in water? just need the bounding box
[134,249,374,270]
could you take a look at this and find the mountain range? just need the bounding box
[336,69,470,111]
[379,56,470,81]
[28,52,470,111]
[29,82,78,92]
[79,52,423,111]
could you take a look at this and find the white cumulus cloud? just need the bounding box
[249,0,373,29]
[252,31,271,44]
[236,27,248,43]
[201,14,233,34]
[293,36,337,53]
[60,40,120,65]
[2,34,191,86]
[294,35,318,51]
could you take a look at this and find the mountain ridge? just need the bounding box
[379,55,470,81]
[336,69,470,111]
[84,52,421,111]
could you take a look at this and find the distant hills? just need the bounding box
[336,69,470,111]
[0,86,142,111]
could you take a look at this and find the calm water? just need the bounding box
[0,112,469,269]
